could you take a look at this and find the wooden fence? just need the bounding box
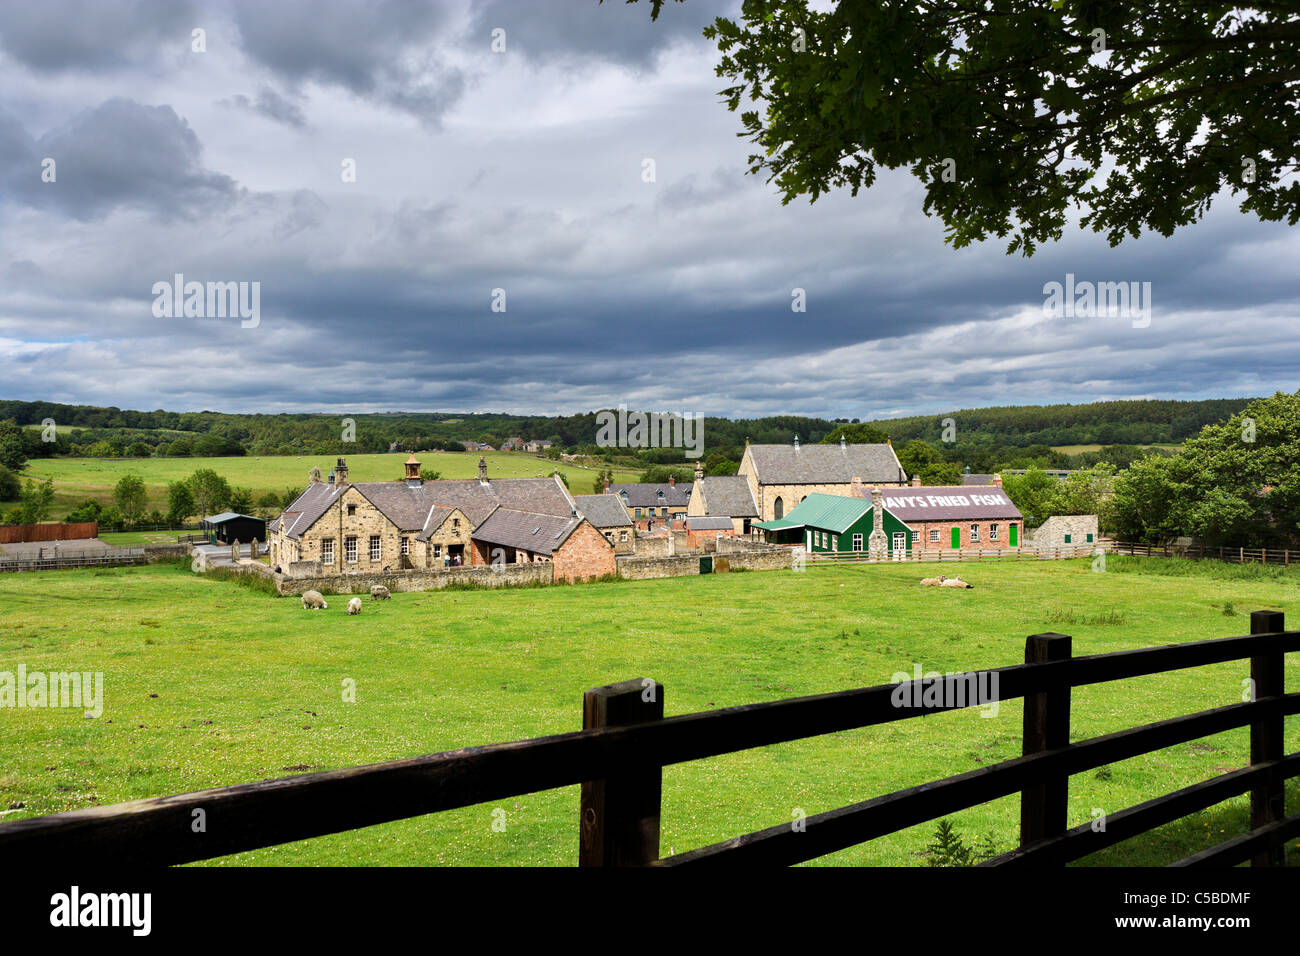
[0,547,147,573]
[1113,542,1295,567]
[802,542,1107,564]
[0,522,97,544]
[0,611,1295,866]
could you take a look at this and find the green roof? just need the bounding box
[753,493,872,533]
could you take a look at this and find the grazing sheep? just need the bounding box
[920,575,948,586]
[369,585,391,600]
[347,597,362,615]
[940,576,974,589]
[301,590,328,610]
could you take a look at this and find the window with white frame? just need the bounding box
[990,524,999,540]
[345,536,357,562]
[852,533,862,551]
[321,538,334,564]
[930,529,941,542]
[369,535,381,561]
[969,524,980,542]
[401,537,409,555]
[831,534,838,549]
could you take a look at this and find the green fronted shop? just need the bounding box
[754,493,915,556]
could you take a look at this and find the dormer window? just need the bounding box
[657,490,665,500]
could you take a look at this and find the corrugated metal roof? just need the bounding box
[754,493,871,533]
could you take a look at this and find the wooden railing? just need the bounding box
[0,611,1295,866]
[802,543,1107,563]
[1113,542,1295,566]
[0,547,147,573]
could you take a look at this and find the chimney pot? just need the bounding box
[912,475,921,488]
[992,473,1003,488]
[668,474,675,487]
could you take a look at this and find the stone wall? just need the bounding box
[143,544,189,560]
[616,553,701,580]
[634,535,676,557]
[724,546,793,573]
[275,561,551,596]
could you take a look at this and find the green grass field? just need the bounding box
[1,556,1296,866]
[12,452,641,518]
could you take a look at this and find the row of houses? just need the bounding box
[267,440,1095,581]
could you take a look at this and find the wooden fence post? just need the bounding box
[1249,610,1285,867]
[579,678,664,866]
[1020,633,1073,848]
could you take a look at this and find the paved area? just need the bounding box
[0,537,110,558]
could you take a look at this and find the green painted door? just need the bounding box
[1009,524,1019,547]
[951,527,960,549]
[700,555,713,574]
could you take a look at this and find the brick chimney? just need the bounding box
[668,474,676,488]
[912,475,921,488]
[603,475,610,493]
[992,473,1003,488]
[335,458,348,486]
[851,476,863,497]
[478,456,488,483]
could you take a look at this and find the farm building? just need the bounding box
[268,456,596,575]
[1030,515,1099,553]
[685,463,760,535]
[468,509,615,583]
[755,492,915,557]
[203,512,267,546]
[859,478,1025,551]
[737,436,908,522]
[572,493,636,553]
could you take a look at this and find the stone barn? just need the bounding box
[469,508,615,582]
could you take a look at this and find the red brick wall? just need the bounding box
[686,527,735,549]
[912,519,1021,550]
[551,521,615,583]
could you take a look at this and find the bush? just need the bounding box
[0,463,22,502]
[64,499,103,523]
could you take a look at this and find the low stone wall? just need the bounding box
[634,536,676,558]
[616,553,701,580]
[724,546,793,573]
[275,562,552,596]
[716,536,773,554]
[143,545,189,560]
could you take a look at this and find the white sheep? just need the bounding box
[940,576,974,589]
[301,590,328,610]
[920,575,948,586]
[369,585,391,600]
[347,597,362,615]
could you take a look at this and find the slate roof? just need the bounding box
[471,508,585,556]
[608,482,690,509]
[961,473,997,486]
[272,475,574,540]
[684,516,735,531]
[573,494,634,528]
[746,443,905,484]
[697,475,759,518]
[867,485,1024,521]
[754,493,873,533]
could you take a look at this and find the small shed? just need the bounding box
[203,512,267,546]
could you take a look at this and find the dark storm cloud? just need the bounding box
[227,0,467,123]
[2,98,237,220]
[0,0,197,72]
[470,0,722,67]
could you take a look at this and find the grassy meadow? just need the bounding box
[0,555,1296,866]
[13,451,641,519]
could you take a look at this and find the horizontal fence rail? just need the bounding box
[0,614,1295,866]
[0,547,147,573]
[1113,542,1295,566]
[802,544,1108,563]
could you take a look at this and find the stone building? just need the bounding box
[685,463,760,535]
[269,455,585,574]
[607,477,690,526]
[1029,514,1100,553]
[573,493,636,553]
[737,437,908,522]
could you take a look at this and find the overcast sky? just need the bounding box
[0,0,1296,422]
